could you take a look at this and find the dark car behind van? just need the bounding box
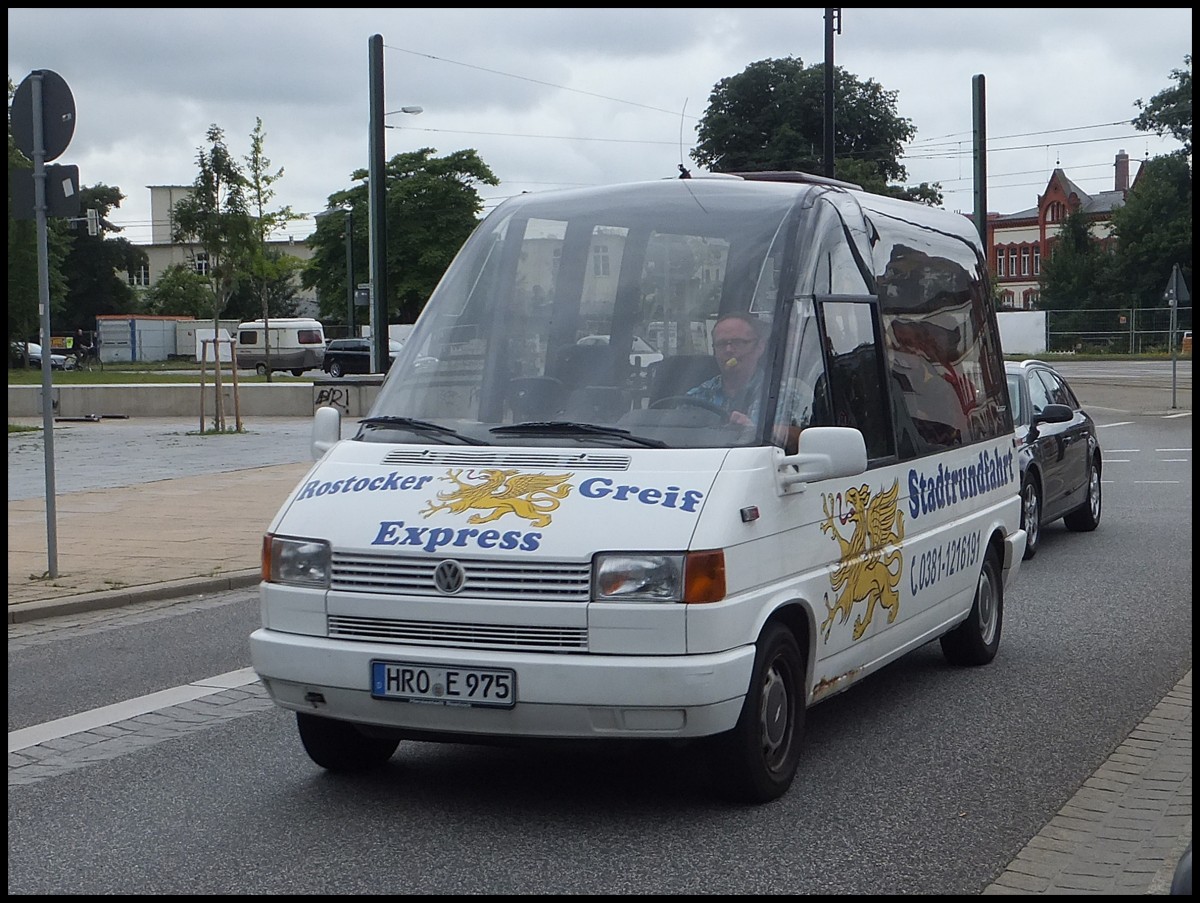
[321,338,403,378]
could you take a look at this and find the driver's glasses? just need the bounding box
[714,338,755,351]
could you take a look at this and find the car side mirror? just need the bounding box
[1031,403,1073,427]
[312,405,341,460]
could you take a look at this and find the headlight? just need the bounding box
[593,550,725,604]
[263,535,331,588]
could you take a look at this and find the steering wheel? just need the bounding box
[649,395,728,417]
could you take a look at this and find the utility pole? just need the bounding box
[823,8,841,178]
[344,209,355,336]
[368,34,388,373]
[972,74,988,254]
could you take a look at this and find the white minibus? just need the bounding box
[250,172,1025,803]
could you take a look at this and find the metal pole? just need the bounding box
[368,34,388,373]
[823,9,839,178]
[972,75,988,256]
[32,72,59,577]
[345,210,355,337]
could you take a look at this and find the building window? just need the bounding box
[193,252,209,276]
[1000,290,1015,308]
[592,244,610,277]
[129,264,150,287]
[1020,247,1030,276]
[1033,246,1041,276]
[1023,290,1039,309]
[995,249,1005,278]
[1008,249,1018,278]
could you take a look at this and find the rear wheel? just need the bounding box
[940,546,1003,666]
[291,369,305,377]
[1063,454,1102,532]
[711,622,806,804]
[329,361,344,379]
[1020,473,1042,560]
[296,712,399,772]
[255,362,268,376]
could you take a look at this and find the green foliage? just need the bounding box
[1038,208,1114,310]
[1133,54,1192,157]
[304,147,499,325]
[1107,154,1192,308]
[690,57,938,204]
[141,264,214,318]
[171,124,256,322]
[60,183,147,329]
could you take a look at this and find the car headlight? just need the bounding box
[593,550,725,604]
[263,535,331,588]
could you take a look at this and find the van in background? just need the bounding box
[236,318,325,376]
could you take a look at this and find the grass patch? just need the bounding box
[9,423,41,434]
[7,367,314,386]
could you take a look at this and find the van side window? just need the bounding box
[297,329,324,345]
[820,299,893,461]
[771,299,827,452]
[239,330,258,345]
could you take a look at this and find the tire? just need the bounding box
[296,712,399,772]
[291,369,305,377]
[711,622,806,804]
[940,546,1003,667]
[255,362,268,376]
[1063,453,1102,532]
[1020,472,1042,560]
[329,361,344,379]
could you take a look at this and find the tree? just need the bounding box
[1107,154,1192,308]
[690,57,941,205]
[304,147,499,325]
[60,183,148,330]
[243,117,304,379]
[1038,208,1114,312]
[1133,54,1191,158]
[141,263,214,318]
[171,124,254,429]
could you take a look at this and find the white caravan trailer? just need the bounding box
[235,317,326,376]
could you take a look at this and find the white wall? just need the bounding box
[997,310,1046,355]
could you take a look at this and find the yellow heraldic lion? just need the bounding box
[819,480,905,642]
[420,468,574,528]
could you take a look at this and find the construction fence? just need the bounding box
[997,306,1192,356]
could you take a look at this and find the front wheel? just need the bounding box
[940,546,1003,666]
[255,362,269,376]
[711,622,806,804]
[1020,473,1042,560]
[1063,454,1102,532]
[296,712,399,772]
[329,361,344,379]
[291,368,305,377]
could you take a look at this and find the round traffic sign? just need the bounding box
[11,69,76,162]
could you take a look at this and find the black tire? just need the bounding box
[255,362,269,376]
[296,712,399,772]
[1020,472,1042,560]
[329,361,344,379]
[711,622,806,804]
[1063,453,1102,532]
[291,368,305,377]
[940,545,1003,666]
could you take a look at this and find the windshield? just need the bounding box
[371,179,808,449]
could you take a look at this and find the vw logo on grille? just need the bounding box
[433,559,466,595]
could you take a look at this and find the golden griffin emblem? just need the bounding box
[420,468,573,527]
[819,480,905,642]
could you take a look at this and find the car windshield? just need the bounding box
[368,179,806,449]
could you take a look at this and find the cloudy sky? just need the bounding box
[8,9,1192,245]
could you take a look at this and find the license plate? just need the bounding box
[370,660,516,708]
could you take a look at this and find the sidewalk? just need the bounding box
[6,415,1191,894]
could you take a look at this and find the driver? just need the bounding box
[686,312,768,426]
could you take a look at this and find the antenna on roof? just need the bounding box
[678,98,689,176]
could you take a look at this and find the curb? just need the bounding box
[7,569,262,624]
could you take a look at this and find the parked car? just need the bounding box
[321,338,403,378]
[10,341,76,371]
[1005,359,1102,559]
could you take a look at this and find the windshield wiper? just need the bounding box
[357,416,489,445]
[490,421,667,448]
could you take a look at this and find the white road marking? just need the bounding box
[7,667,259,753]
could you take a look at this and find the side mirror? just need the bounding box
[311,405,342,460]
[776,426,867,491]
[1031,403,1073,430]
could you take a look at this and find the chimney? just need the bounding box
[1115,149,1130,193]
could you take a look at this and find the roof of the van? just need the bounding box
[237,318,323,326]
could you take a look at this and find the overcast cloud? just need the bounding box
[8,8,1192,245]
